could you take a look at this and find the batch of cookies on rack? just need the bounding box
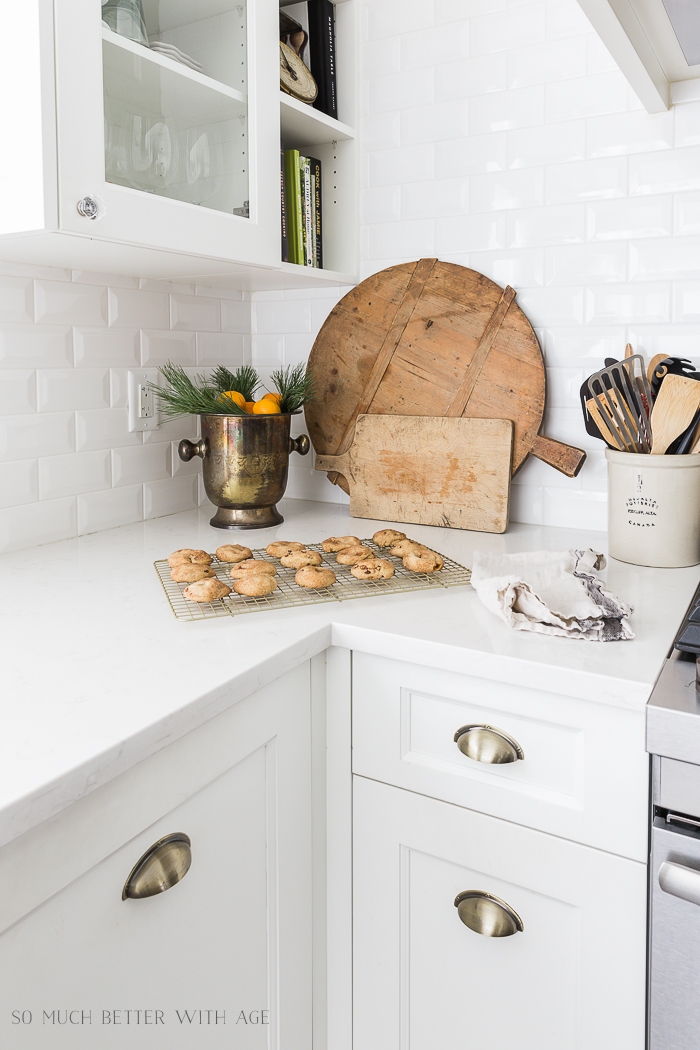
[167,529,445,604]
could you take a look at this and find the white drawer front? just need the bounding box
[352,653,648,861]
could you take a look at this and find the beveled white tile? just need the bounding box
[630,147,700,195]
[254,300,311,334]
[0,413,75,462]
[170,293,220,332]
[673,282,700,322]
[73,328,140,368]
[545,243,627,284]
[171,440,203,476]
[435,212,506,252]
[545,156,627,204]
[545,72,628,122]
[196,332,245,367]
[586,33,617,75]
[470,86,544,134]
[0,370,36,414]
[108,287,169,329]
[368,220,435,258]
[542,326,626,366]
[362,35,401,78]
[363,185,402,224]
[434,53,507,101]
[367,69,435,114]
[37,369,110,412]
[361,112,402,152]
[544,488,606,532]
[507,36,586,88]
[112,443,171,487]
[470,168,544,212]
[674,190,700,235]
[75,409,141,451]
[252,335,285,367]
[140,330,196,366]
[144,475,198,519]
[473,248,545,287]
[35,280,107,326]
[545,365,586,408]
[435,132,506,176]
[586,110,674,157]
[578,449,608,493]
[630,237,700,280]
[143,415,197,445]
[0,277,33,324]
[436,0,504,22]
[517,285,585,325]
[628,326,700,363]
[220,299,251,334]
[38,450,111,499]
[0,497,77,554]
[77,485,143,536]
[0,461,38,509]
[0,325,72,369]
[675,101,700,148]
[369,144,435,186]
[470,4,545,54]
[284,334,315,366]
[586,284,671,324]
[586,196,673,240]
[367,0,434,40]
[545,0,592,39]
[0,262,70,282]
[508,483,544,525]
[506,204,585,247]
[71,271,139,289]
[507,121,585,168]
[401,179,468,219]
[401,100,469,145]
[401,22,470,71]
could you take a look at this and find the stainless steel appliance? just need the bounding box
[647,611,700,1049]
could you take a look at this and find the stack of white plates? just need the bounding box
[149,41,203,73]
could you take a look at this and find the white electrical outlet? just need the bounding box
[128,370,160,432]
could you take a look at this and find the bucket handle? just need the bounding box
[290,435,310,456]
[178,438,207,461]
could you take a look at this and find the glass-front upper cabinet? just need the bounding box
[1,0,280,276]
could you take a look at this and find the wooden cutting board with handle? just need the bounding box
[306,259,586,496]
[315,414,514,533]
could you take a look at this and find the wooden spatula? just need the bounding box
[651,374,700,454]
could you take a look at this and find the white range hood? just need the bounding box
[577,0,700,110]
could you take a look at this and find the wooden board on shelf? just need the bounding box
[306,259,586,493]
[315,414,513,533]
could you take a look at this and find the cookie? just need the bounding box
[233,575,278,597]
[351,558,395,581]
[280,549,323,569]
[336,545,375,565]
[167,548,212,567]
[403,549,444,573]
[266,541,305,558]
[372,529,406,547]
[321,535,361,553]
[183,578,231,602]
[389,539,426,558]
[170,563,215,583]
[229,559,277,579]
[295,566,337,589]
[215,544,252,563]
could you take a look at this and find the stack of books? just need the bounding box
[281,149,322,268]
[280,0,337,120]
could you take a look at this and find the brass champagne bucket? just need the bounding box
[179,413,310,529]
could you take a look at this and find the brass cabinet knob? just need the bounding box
[122,833,192,900]
[454,724,524,764]
[289,434,310,455]
[178,438,207,462]
[454,891,524,937]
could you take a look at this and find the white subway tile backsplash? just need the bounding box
[435,133,506,176]
[255,300,311,334]
[400,22,470,71]
[674,101,700,148]
[369,144,435,186]
[545,242,627,284]
[362,112,402,151]
[435,53,507,100]
[586,110,674,158]
[0,497,77,553]
[401,178,468,219]
[144,475,198,519]
[0,413,75,462]
[544,156,627,204]
[112,443,171,487]
[545,71,627,122]
[470,86,545,134]
[470,168,544,212]
[586,32,617,74]
[77,485,143,536]
[674,190,700,235]
[0,461,38,509]
[436,212,506,253]
[508,483,544,525]
[108,287,169,329]
[72,271,139,289]
[507,36,586,88]
[629,237,700,281]
[0,277,33,324]
[436,0,505,23]
[517,285,585,325]
[196,332,245,366]
[628,325,700,361]
[470,4,545,54]
[401,100,469,146]
[0,325,72,369]
[368,70,435,114]
[673,283,700,323]
[220,299,251,334]
[251,335,285,367]
[630,148,700,196]
[506,203,585,246]
[74,327,140,368]
[170,293,220,332]
[507,121,585,168]
[36,369,110,412]
[35,280,107,326]
[76,408,141,452]
[363,185,402,224]
[543,326,625,366]
[546,0,593,39]
[368,220,435,258]
[38,449,111,499]
[362,36,401,78]
[586,196,673,240]
[367,0,434,41]
[141,329,196,366]
[474,248,545,287]
[586,284,671,324]
[544,487,606,531]
[0,370,36,414]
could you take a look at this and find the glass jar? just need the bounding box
[102,0,148,47]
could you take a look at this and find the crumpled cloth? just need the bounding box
[471,549,634,641]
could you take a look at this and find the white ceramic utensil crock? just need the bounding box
[606,449,700,567]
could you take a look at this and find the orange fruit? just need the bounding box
[252,399,282,415]
[244,402,256,413]
[262,392,283,405]
[220,390,246,409]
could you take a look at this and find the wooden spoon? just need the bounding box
[650,374,700,454]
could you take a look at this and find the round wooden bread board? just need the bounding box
[305,258,585,494]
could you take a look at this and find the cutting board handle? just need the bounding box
[315,451,350,474]
[531,435,586,478]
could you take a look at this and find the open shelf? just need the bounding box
[279,261,357,285]
[279,92,354,148]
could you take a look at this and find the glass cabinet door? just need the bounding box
[54,0,279,271]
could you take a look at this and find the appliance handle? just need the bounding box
[659,860,700,907]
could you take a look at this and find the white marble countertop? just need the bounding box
[2,498,698,849]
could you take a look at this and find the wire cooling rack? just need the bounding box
[155,540,472,622]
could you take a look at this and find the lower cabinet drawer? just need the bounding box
[352,653,648,861]
[353,776,647,1050]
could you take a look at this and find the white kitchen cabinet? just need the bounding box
[0,662,313,1049]
[353,776,647,1050]
[1,0,357,284]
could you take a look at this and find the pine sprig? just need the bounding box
[270,364,316,414]
[210,364,259,402]
[151,363,247,420]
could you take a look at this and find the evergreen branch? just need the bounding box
[151,363,247,420]
[270,364,316,413]
[210,364,260,402]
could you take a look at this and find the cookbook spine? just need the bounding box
[309,157,322,269]
[308,0,337,121]
[280,146,288,263]
[283,149,303,266]
[301,155,313,267]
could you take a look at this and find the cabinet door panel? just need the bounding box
[353,777,646,1050]
[0,682,312,1049]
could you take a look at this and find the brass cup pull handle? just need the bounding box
[454,724,524,764]
[122,833,192,900]
[289,434,310,456]
[454,891,524,937]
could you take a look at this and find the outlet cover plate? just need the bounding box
[128,369,160,432]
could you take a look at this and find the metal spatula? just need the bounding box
[587,355,652,454]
